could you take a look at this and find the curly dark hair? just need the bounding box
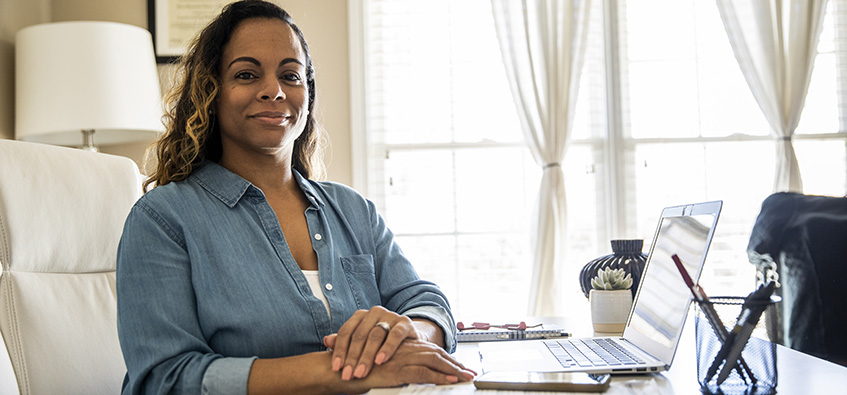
[145,0,324,191]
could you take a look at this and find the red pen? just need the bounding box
[671,254,755,384]
[672,254,703,299]
[672,253,726,334]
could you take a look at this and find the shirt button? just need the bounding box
[314,233,322,240]
[325,283,333,291]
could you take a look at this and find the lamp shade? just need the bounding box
[15,21,164,146]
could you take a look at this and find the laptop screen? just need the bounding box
[624,201,722,364]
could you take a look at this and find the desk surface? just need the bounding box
[369,313,847,394]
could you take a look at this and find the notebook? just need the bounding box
[478,200,723,375]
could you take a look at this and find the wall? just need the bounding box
[0,0,49,140]
[0,0,352,186]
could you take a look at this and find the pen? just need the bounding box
[705,322,737,383]
[671,255,726,337]
[671,254,753,384]
[715,282,775,384]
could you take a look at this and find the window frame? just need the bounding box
[348,0,847,317]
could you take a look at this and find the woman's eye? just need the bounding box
[235,71,256,80]
[282,72,302,82]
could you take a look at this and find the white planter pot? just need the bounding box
[589,289,633,334]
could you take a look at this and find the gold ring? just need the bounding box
[375,321,390,332]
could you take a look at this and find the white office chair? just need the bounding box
[0,139,142,395]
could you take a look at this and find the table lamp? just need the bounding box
[15,21,164,151]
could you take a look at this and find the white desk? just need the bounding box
[369,314,847,394]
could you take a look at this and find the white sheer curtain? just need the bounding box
[490,0,591,316]
[716,0,829,193]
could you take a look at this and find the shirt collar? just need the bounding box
[191,161,325,208]
[292,167,326,208]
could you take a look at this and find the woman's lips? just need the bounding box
[250,111,288,124]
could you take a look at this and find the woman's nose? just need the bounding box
[258,77,285,101]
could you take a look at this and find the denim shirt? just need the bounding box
[116,162,456,395]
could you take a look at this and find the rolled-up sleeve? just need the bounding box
[201,358,255,395]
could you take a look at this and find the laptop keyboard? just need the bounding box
[544,338,646,367]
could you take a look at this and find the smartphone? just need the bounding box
[473,371,611,392]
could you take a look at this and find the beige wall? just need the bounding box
[0,0,353,186]
[0,0,49,141]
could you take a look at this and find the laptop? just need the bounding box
[478,200,723,375]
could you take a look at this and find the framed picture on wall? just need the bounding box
[147,0,230,63]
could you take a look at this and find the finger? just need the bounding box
[339,313,391,380]
[399,365,461,385]
[323,333,337,349]
[352,324,392,378]
[393,354,474,385]
[440,350,473,375]
[424,350,471,378]
[342,315,387,379]
[391,342,474,382]
[373,318,415,365]
[340,306,396,379]
[358,362,456,389]
[331,310,366,373]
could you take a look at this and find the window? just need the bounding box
[615,0,847,294]
[351,0,538,319]
[351,0,847,319]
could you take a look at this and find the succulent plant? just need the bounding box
[580,240,647,298]
[591,267,633,291]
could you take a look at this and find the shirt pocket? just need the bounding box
[340,254,381,309]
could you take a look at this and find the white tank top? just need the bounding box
[302,270,330,317]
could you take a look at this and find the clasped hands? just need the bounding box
[322,306,475,386]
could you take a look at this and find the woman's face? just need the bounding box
[216,17,309,160]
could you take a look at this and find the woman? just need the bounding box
[116,1,473,393]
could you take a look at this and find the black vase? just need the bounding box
[579,240,648,299]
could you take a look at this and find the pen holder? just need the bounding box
[695,296,780,395]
